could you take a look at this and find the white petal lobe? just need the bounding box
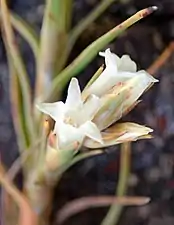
[36,102,65,120]
[65,78,82,108]
[80,121,103,144]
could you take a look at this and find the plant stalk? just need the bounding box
[101,142,131,225]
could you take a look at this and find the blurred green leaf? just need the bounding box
[47,7,156,101]
[7,52,29,151]
[35,0,73,102]
[0,0,36,145]
[10,13,39,60]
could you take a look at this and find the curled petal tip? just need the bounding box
[147,127,153,133]
[99,48,111,57]
[99,51,105,57]
[35,103,42,110]
[151,6,158,11]
[147,6,158,15]
[144,197,151,204]
[154,78,159,83]
[150,76,159,83]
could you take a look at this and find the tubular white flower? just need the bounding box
[36,78,103,149]
[93,70,158,130]
[84,48,157,97]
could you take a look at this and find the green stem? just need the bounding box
[101,142,131,225]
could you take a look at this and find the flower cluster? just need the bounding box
[36,49,158,150]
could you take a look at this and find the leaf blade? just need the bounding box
[10,12,39,60]
[35,0,73,102]
[0,0,36,144]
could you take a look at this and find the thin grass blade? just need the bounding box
[10,12,39,60]
[0,0,36,144]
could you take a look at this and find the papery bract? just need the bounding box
[84,122,153,148]
[93,71,158,130]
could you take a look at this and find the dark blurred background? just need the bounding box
[1,0,174,225]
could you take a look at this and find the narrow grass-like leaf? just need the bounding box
[35,0,73,102]
[2,28,28,151]
[10,13,39,60]
[69,0,116,50]
[0,0,36,144]
[59,0,117,72]
[46,6,158,101]
[8,54,28,150]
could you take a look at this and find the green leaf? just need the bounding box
[10,12,39,60]
[83,122,153,148]
[46,7,157,101]
[69,0,117,50]
[8,53,29,151]
[35,0,73,102]
[0,0,36,145]
[47,0,117,86]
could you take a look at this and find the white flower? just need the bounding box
[93,70,158,130]
[84,48,158,97]
[36,78,103,149]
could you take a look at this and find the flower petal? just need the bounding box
[66,95,101,126]
[85,50,138,97]
[81,95,101,121]
[65,78,82,109]
[118,71,158,114]
[80,121,103,144]
[36,102,65,120]
[93,91,127,131]
[83,122,153,148]
[94,71,158,130]
[99,48,119,68]
[54,121,84,149]
[85,64,117,97]
[118,55,137,72]
[99,49,137,72]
